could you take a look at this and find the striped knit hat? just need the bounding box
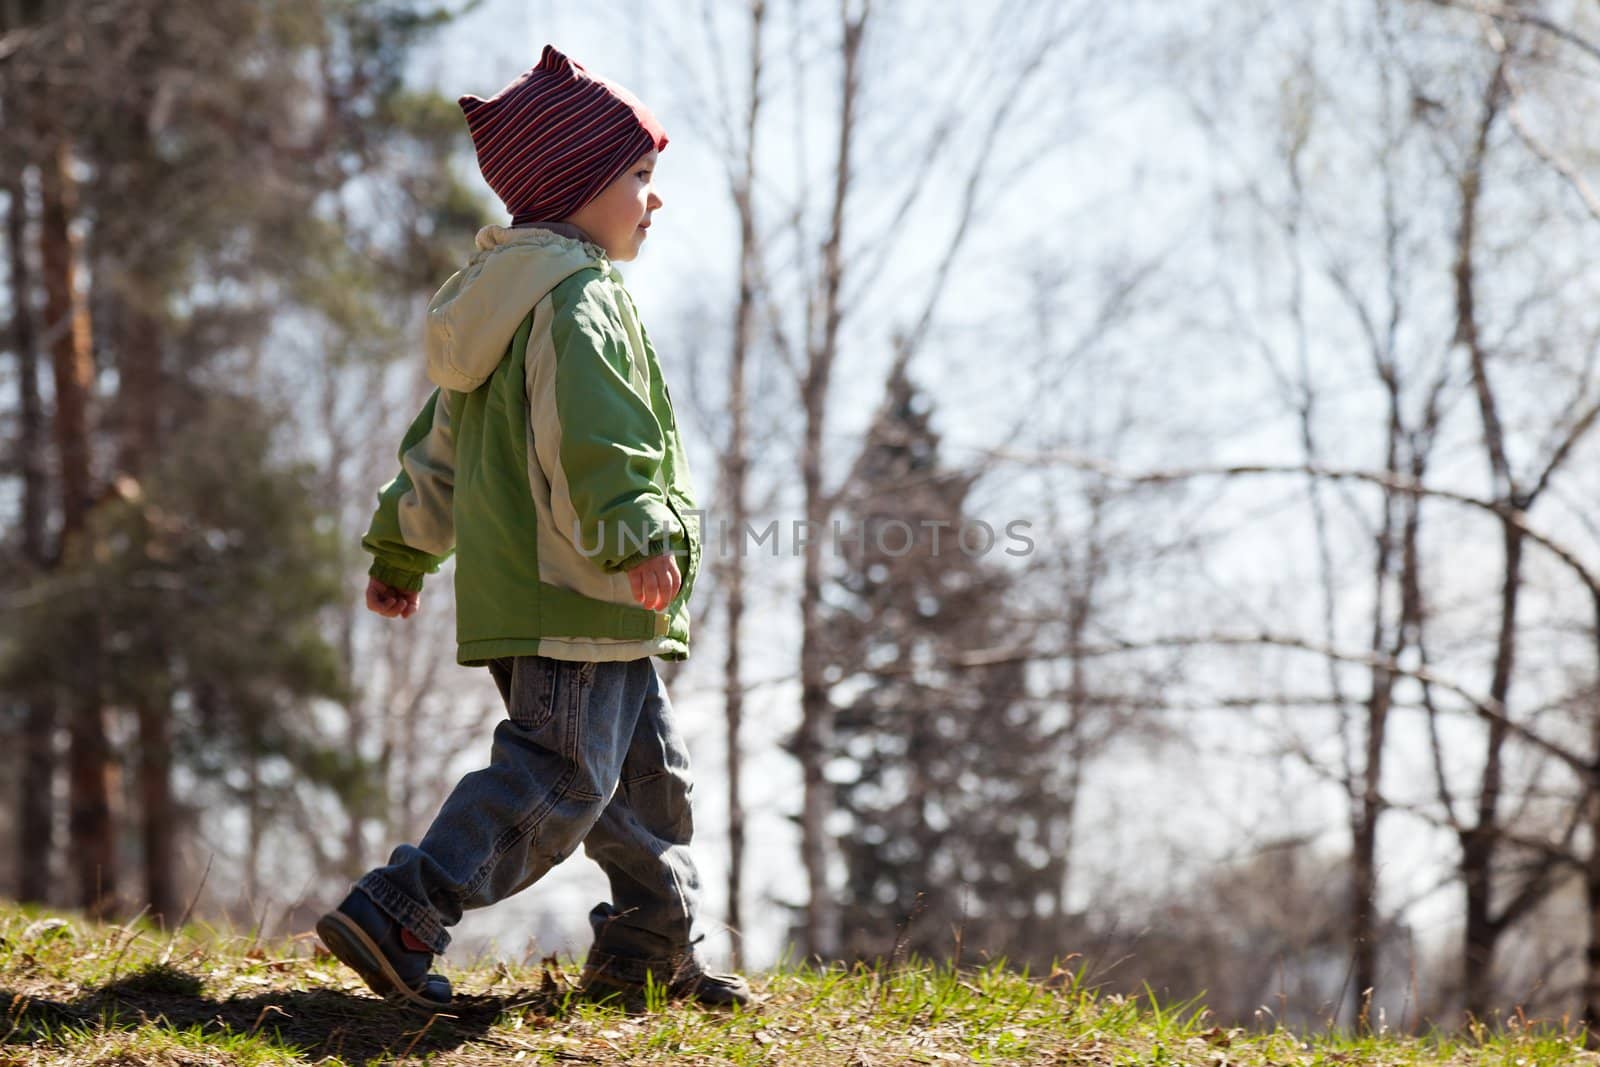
[459,45,668,227]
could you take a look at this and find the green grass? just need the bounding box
[0,903,1594,1065]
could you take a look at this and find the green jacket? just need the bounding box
[362,224,701,665]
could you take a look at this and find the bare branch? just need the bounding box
[1466,5,1600,225]
[853,8,1071,361]
[982,450,1600,600]
[1430,0,1600,67]
[929,629,1592,779]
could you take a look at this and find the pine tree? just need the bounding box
[0,0,480,918]
[812,355,1073,967]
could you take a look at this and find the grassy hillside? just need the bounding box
[0,903,1593,1065]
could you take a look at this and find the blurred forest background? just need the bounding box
[5,0,1600,1036]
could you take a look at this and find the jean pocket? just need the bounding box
[510,656,589,734]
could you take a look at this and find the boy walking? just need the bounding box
[315,45,749,1011]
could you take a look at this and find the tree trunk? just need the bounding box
[115,301,180,923]
[40,131,117,918]
[1588,801,1600,1042]
[1453,59,1512,1022]
[313,353,367,878]
[718,0,766,974]
[116,304,164,476]
[8,164,59,905]
[1461,521,1521,1019]
[794,0,866,963]
[135,701,178,924]
[1350,761,1383,1025]
[1583,593,1600,1040]
[38,143,92,539]
[245,742,262,906]
[342,656,366,881]
[1051,495,1102,943]
[7,170,49,566]
[797,436,836,958]
[722,488,748,971]
[1351,451,1402,1025]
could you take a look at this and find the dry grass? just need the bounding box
[0,904,1596,1065]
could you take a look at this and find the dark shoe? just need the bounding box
[315,888,453,1009]
[577,951,751,1011]
[668,955,753,1008]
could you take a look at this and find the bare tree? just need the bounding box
[1126,0,1600,1026]
[1192,4,1458,1018]
[778,0,1090,961]
[640,0,1101,959]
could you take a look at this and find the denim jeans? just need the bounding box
[357,655,701,975]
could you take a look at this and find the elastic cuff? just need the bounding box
[356,871,451,954]
[618,536,674,572]
[369,560,425,593]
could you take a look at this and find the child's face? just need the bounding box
[564,149,663,262]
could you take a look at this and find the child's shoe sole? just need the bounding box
[315,909,453,1010]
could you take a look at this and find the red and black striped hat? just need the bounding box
[459,45,668,226]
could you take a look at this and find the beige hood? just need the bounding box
[424,224,610,393]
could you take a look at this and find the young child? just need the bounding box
[314,44,749,1011]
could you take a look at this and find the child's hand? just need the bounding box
[366,576,422,619]
[627,553,681,611]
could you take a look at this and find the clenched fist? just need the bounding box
[366,576,421,619]
[627,552,681,611]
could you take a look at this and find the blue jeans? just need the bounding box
[357,655,701,975]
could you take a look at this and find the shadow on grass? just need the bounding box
[0,962,579,1064]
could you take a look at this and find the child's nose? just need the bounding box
[648,191,663,211]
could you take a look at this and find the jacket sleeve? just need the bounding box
[535,278,679,574]
[360,387,458,592]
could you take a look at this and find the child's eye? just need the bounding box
[637,169,652,179]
